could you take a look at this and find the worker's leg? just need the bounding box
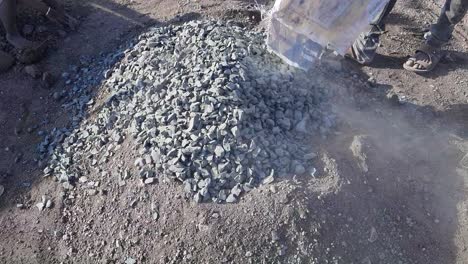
[404,0,467,72]
[427,0,468,47]
[371,0,398,27]
[0,0,34,49]
[348,0,397,64]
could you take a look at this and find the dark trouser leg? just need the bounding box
[428,0,468,47]
[348,0,396,64]
[348,0,398,64]
[0,0,20,36]
[371,0,398,28]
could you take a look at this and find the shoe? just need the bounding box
[347,25,385,65]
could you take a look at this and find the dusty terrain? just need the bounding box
[0,0,467,263]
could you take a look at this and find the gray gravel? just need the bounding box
[39,20,335,203]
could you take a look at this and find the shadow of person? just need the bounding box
[385,12,426,29]
[426,50,468,78]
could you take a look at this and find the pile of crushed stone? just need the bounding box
[39,20,335,203]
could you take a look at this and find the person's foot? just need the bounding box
[403,43,443,73]
[6,33,36,50]
[0,50,15,73]
[347,24,385,65]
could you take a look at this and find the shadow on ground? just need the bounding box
[0,0,204,210]
[364,50,468,76]
[278,64,468,263]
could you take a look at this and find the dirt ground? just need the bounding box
[0,0,467,263]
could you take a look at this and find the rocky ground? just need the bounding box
[0,0,467,264]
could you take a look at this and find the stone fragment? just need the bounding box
[144,178,155,184]
[125,258,136,264]
[36,202,45,211]
[226,194,237,203]
[45,200,53,208]
[368,227,378,243]
[24,65,41,79]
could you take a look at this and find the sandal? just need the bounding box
[0,50,15,73]
[403,43,443,73]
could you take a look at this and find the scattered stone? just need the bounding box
[24,65,41,79]
[226,194,237,203]
[52,92,61,101]
[263,175,275,185]
[134,158,145,167]
[212,212,220,219]
[269,186,278,193]
[36,202,45,211]
[214,145,225,158]
[125,258,136,264]
[368,227,378,243]
[144,177,155,184]
[152,212,159,221]
[78,176,88,183]
[45,199,53,208]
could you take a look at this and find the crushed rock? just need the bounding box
[39,20,335,203]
